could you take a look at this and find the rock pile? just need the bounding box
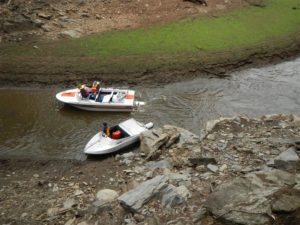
[0,114,299,225]
[0,0,240,43]
[112,114,300,225]
[0,0,85,42]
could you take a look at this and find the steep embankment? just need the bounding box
[0,0,300,86]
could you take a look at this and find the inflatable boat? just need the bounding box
[84,118,153,155]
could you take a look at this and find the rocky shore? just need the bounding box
[0,0,245,43]
[1,113,300,225]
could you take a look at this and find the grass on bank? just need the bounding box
[1,0,300,73]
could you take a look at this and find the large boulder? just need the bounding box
[118,175,169,212]
[205,170,300,225]
[140,125,200,160]
[271,190,300,213]
[140,129,170,160]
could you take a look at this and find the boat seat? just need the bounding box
[102,93,113,103]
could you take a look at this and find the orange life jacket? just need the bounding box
[91,86,97,93]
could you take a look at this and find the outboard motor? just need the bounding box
[145,122,154,129]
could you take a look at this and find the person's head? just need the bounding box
[103,122,107,126]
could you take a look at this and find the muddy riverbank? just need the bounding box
[1,114,299,225]
[1,34,300,87]
[1,0,300,87]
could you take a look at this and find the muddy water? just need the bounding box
[1,58,300,159]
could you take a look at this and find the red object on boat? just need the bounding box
[112,130,122,139]
[61,92,75,97]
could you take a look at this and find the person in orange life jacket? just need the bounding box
[91,81,98,94]
[79,84,89,98]
[91,81,100,99]
[92,81,100,92]
[102,122,110,137]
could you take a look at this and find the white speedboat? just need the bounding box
[84,118,153,155]
[56,87,144,112]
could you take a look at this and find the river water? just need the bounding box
[1,58,300,159]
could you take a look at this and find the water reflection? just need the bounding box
[0,58,300,159]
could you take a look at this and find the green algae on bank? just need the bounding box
[79,0,300,57]
[0,0,300,80]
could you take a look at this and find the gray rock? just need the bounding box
[121,152,135,159]
[167,172,191,186]
[118,175,169,212]
[63,198,76,209]
[206,134,216,140]
[64,217,76,225]
[193,207,207,223]
[188,156,217,166]
[32,19,45,27]
[37,12,52,20]
[90,200,112,214]
[59,30,81,39]
[162,184,185,208]
[140,125,200,160]
[271,192,300,212]
[21,212,28,218]
[291,114,300,126]
[219,164,228,172]
[205,117,232,133]
[133,213,145,222]
[205,170,299,225]
[261,114,282,121]
[175,185,191,199]
[140,129,169,160]
[123,218,136,225]
[276,147,299,161]
[267,159,275,167]
[171,125,200,147]
[47,207,60,217]
[120,152,136,164]
[41,24,52,32]
[207,164,218,173]
[274,147,299,170]
[73,189,84,196]
[217,141,228,151]
[145,159,171,169]
[230,165,243,172]
[96,189,118,204]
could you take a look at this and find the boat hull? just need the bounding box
[70,104,133,112]
[56,88,136,112]
[84,134,139,154]
[84,119,153,155]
